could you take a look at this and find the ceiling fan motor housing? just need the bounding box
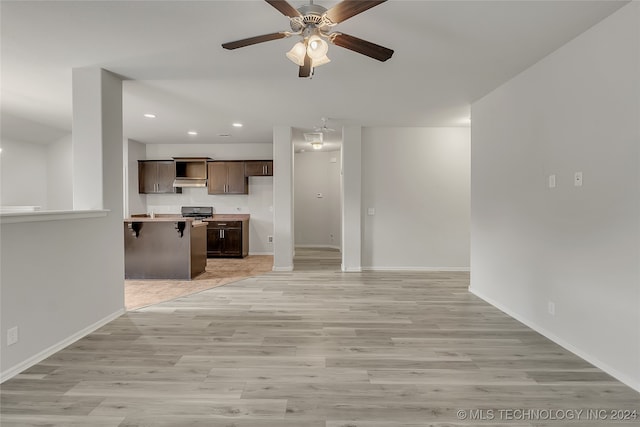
[290,3,332,33]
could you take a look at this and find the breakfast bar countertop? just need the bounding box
[125,216,193,223]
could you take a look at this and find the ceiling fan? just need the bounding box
[314,117,336,132]
[222,0,394,78]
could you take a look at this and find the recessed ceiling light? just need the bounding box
[143,113,156,118]
[232,123,243,128]
[188,131,198,136]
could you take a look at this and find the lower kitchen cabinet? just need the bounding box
[206,220,248,258]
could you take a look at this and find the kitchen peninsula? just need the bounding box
[124,216,207,280]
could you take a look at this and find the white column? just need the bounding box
[72,68,122,211]
[71,66,124,283]
[341,125,362,272]
[272,126,294,271]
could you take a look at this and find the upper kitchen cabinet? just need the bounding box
[244,160,273,177]
[138,160,181,194]
[207,161,248,195]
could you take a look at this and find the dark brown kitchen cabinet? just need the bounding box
[138,160,181,194]
[207,161,248,194]
[206,221,247,257]
[244,160,273,177]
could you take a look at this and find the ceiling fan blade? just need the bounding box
[330,33,394,62]
[222,32,288,50]
[265,0,302,18]
[299,53,312,78]
[325,0,386,24]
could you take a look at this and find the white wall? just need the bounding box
[273,126,294,271]
[0,134,73,211]
[46,134,73,210]
[125,139,147,216]
[1,216,125,378]
[1,68,125,380]
[342,126,362,272]
[0,139,48,208]
[294,150,341,249]
[470,2,639,390]
[144,143,274,255]
[361,127,470,270]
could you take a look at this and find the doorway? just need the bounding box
[293,129,342,271]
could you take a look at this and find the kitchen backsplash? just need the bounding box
[144,178,274,255]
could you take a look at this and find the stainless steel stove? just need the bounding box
[181,206,214,220]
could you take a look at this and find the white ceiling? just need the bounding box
[0,0,627,150]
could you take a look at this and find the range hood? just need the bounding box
[172,157,210,188]
[173,178,207,188]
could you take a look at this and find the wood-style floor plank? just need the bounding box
[1,248,638,426]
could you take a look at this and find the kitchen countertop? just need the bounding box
[125,216,194,223]
[126,214,249,223]
[205,214,250,221]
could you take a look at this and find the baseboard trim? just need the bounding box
[362,266,470,272]
[469,287,640,393]
[295,244,341,250]
[0,308,125,383]
[248,251,274,256]
[272,266,293,272]
[341,265,362,272]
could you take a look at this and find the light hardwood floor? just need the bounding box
[1,248,638,426]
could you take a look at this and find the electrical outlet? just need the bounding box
[268,235,273,243]
[7,326,18,346]
[548,302,555,316]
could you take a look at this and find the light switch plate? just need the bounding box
[574,172,583,187]
[548,174,556,188]
[7,327,18,346]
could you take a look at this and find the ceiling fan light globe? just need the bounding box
[307,35,328,59]
[311,142,323,150]
[286,41,306,66]
[311,54,331,68]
